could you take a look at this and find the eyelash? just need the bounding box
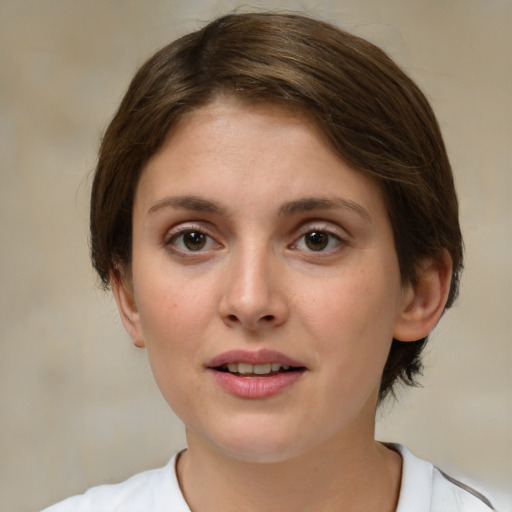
[290,225,348,254]
[164,223,348,256]
[164,224,221,255]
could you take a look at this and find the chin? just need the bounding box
[197,421,315,465]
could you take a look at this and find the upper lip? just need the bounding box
[206,349,306,369]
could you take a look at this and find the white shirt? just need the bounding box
[41,445,496,512]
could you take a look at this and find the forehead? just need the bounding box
[158,94,338,166]
[169,97,324,150]
[135,98,385,221]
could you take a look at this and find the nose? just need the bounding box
[218,246,289,332]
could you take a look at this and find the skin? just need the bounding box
[113,98,451,512]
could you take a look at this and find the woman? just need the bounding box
[43,12,495,512]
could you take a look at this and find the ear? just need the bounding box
[110,268,145,348]
[393,252,453,342]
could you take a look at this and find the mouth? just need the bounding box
[206,349,307,377]
[214,362,304,377]
[206,350,306,398]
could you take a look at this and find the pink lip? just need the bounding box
[209,370,305,399]
[206,349,307,400]
[206,349,305,368]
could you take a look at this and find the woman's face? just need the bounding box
[118,98,412,463]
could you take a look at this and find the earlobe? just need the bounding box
[393,253,453,342]
[110,269,146,348]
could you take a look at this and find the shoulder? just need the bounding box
[431,466,497,511]
[392,444,497,512]
[40,452,191,512]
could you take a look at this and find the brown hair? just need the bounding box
[90,12,463,400]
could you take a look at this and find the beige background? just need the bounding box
[0,1,510,511]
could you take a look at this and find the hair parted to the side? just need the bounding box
[90,12,463,401]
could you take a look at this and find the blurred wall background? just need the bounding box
[0,1,510,511]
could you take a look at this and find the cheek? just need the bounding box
[135,267,216,344]
[132,270,218,392]
[134,278,210,411]
[301,264,400,370]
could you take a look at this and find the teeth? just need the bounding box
[224,363,292,375]
[253,363,271,375]
[238,363,253,375]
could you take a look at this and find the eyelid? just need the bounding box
[289,221,350,252]
[163,222,223,253]
[293,220,350,240]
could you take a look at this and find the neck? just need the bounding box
[177,431,402,512]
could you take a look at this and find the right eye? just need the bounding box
[168,230,218,252]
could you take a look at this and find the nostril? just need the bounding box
[222,311,279,327]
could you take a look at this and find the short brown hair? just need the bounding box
[90,12,463,400]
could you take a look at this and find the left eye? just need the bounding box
[170,230,217,251]
[295,230,342,252]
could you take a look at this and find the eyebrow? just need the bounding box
[147,195,227,216]
[147,194,371,223]
[279,197,372,223]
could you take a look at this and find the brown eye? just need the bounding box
[294,230,343,253]
[167,227,220,255]
[182,231,207,251]
[304,231,330,251]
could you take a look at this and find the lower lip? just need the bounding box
[209,370,305,399]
